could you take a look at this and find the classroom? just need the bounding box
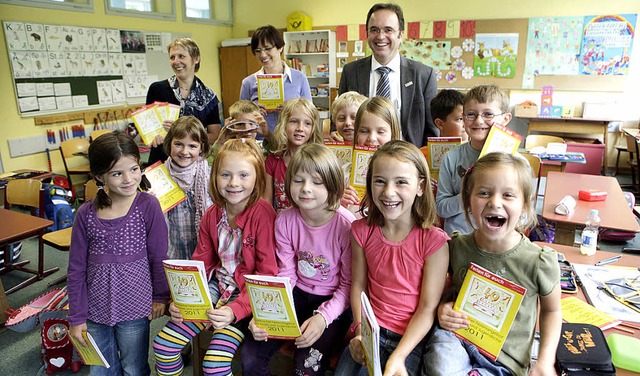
[2,0,640,375]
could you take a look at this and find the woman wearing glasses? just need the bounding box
[240,25,312,134]
[146,37,221,165]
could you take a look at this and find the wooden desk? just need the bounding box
[542,171,640,245]
[536,242,640,375]
[0,208,58,294]
[521,116,615,174]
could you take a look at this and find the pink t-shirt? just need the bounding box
[265,154,290,213]
[276,206,356,324]
[351,218,449,335]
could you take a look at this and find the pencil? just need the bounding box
[614,325,634,335]
[619,322,640,331]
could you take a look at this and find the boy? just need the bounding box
[435,84,512,235]
[330,91,367,143]
[211,100,269,161]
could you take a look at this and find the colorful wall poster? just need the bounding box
[474,33,518,78]
[579,14,636,75]
[399,40,451,71]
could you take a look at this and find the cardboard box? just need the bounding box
[514,104,539,117]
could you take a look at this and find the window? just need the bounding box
[106,0,175,21]
[182,0,232,26]
[0,0,93,12]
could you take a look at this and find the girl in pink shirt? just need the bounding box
[334,140,450,376]
[263,98,323,213]
[243,144,355,375]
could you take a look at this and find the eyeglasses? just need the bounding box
[368,27,398,36]
[463,112,505,122]
[253,45,276,55]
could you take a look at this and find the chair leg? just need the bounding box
[613,149,622,177]
[47,274,67,287]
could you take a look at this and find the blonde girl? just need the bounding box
[424,152,561,376]
[335,140,449,376]
[264,97,323,212]
[162,115,213,260]
[154,139,279,376]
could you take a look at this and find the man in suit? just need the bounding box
[336,3,438,147]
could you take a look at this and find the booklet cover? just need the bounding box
[453,262,527,361]
[478,124,523,158]
[360,292,382,376]
[163,259,213,322]
[561,296,621,330]
[244,275,301,339]
[349,145,378,200]
[144,161,186,213]
[426,137,461,180]
[70,331,110,368]
[131,103,166,146]
[153,101,180,123]
[257,74,285,110]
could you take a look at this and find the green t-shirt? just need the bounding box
[449,233,560,376]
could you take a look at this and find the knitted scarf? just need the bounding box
[164,157,212,238]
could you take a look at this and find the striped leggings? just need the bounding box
[153,320,244,376]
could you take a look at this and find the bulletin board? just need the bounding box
[324,14,635,92]
[3,21,188,117]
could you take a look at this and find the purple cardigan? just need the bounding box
[67,192,169,326]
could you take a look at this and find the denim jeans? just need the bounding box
[422,325,511,376]
[334,326,424,376]
[86,317,151,376]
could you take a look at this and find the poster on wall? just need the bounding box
[579,14,636,75]
[399,40,452,71]
[523,17,583,88]
[473,33,518,78]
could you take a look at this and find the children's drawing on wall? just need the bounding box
[474,33,518,78]
[523,17,583,88]
[579,14,636,76]
[399,40,451,70]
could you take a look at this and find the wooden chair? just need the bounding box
[90,129,111,142]
[4,179,59,285]
[525,135,565,177]
[59,138,91,193]
[623,132,640,193]
[43,180,99,287]
[522,153,542,198]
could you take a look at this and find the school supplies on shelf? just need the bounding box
[244,275,301,340]
[163,260,213,322]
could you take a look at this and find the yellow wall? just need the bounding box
[0,0,231,173]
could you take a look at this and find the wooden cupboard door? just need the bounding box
[219,46,263,118]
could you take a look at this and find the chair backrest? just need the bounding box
[522,153,541,178]
[90,129,111,142]
[4,179,44,215]
[322,118,331,138]
[60,138,90,159]
[525,135,565,151]
[84,179,99,200]
[624,132,639,155]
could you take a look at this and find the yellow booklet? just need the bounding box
[257,74,285,110]
[244,275,301,339]
[153,101,180,123]
[349,145,378,200]
[131,103,166,146]
[561,296,621,330]
[164,259,213,322]
[360,292,382,376]
[144,161,186,213]
[454,262,526,361]
[70,332,110,368]
[425,137,461,181]
[478,124,523,158]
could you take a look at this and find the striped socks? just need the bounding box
[202,325,245,376]
[153,321,207,375]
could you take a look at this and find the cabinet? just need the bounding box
[219,45,262,118]
[283,30,336,120]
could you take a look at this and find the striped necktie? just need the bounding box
[376,66,392,99]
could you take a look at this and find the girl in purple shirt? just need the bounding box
[68,131,169,375]
[242,144,355,375]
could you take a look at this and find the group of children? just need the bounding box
[67,83,561,376]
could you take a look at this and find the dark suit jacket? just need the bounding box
[338,55,438,147]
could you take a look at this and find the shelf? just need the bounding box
[285,52,329,56]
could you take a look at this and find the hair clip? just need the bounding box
[466,166,473,174]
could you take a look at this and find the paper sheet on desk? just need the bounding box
[572,264,640,323]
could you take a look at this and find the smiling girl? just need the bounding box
[264,98,323,212]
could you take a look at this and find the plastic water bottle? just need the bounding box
[580,209,601,256]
